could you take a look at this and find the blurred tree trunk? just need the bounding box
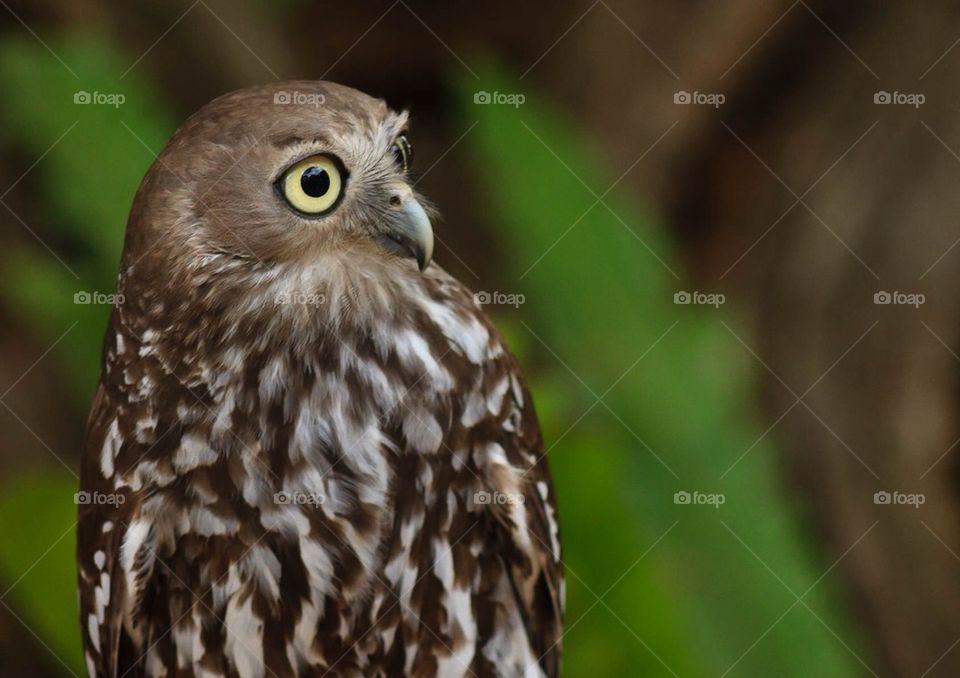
[683,5,960,676]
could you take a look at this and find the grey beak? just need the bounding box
[389,198,434,272]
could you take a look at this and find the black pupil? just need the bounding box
[300,166,330,197]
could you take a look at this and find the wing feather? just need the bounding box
[77,383,144,677]
[469,348,564,676]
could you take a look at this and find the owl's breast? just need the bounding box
[93,271,522,674]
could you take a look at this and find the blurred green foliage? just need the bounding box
[0,473,82,672]
[0,30,869,677]
[0,35,174,675]
[457,63,867,676]
[0,35,174,394]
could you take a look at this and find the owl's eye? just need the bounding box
[391,134,414,173]
[278,154,344,215]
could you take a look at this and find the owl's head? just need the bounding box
[121,81,438,334]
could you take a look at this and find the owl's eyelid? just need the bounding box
[272,151,350,185]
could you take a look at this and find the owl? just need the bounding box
[76,81,563,677]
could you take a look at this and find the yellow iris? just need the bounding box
[280,155,343,215]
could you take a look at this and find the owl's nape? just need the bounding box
[78,80,562,678]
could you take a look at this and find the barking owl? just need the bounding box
[76,81,563,677]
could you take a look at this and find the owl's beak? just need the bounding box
[386,196,434,272]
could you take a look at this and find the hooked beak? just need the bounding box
[389,198,434,272]
[382,188,434,272]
